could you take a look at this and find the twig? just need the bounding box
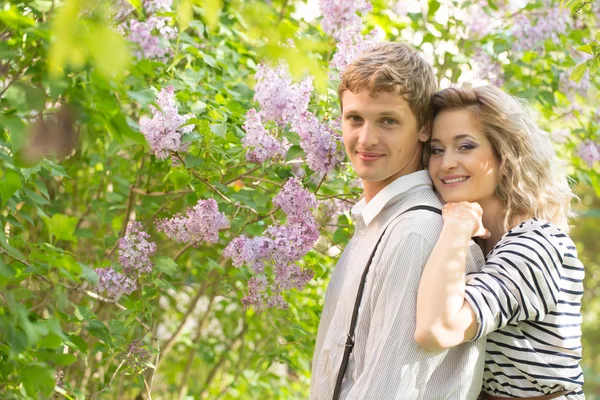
[109,360,125,388]
[239,175,283,187]
[143,377,153,400]
[174,153,258,216]
[221,165,262,185]
[145,192,188,229]
[132,188,194,197]
[173,242,194,261]
[148,338,160,395]
[198,321,248,397]
[314,174,327,194]
[105,185,137,259]
[241,207,281,229]
[177,327,203,400]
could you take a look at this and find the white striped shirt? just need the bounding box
[311,171,486,400]
[465,218,585,399]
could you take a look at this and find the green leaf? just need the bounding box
[44,214,79,243]
[165,169,192,190]
[577,44,593,54]
[155,257,178,277]
[570,62,588,83]
[0,169,22,204]
[53,353,78,366]
[69,334,88,353]
[22,366,55,398]
[210,122,228,137]
[38,333,63,349]
[286,145,305,161]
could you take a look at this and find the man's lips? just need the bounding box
[357,152,384,161]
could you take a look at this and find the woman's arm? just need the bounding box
[414,202,488,351]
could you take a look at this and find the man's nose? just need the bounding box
[357,123,379,147]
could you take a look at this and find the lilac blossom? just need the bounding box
[157,198,229,245]
[241,275,270,313]
[330,27,379,75]
[126,16,177,61]
[223,236,274,273]
[140,86,194,159]
[273,178,318,220]
[112,0,134,21]
[550,128,570,144]
[224,180,319,312]
[318,197,354,226]
[471,48,504,86]
[118,221,157,276]
[512,5,570,52]
[319,0,372,39]
[118,339,152,374]
[253,63,313,125]
[143,0,172,13]
[292,112,345,174]
[95,267,138,299]
[241,109,289,163]
[577,140,600,167]
[559,71,591,99]
[266,219,320,267]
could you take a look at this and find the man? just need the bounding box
[311,42,486,399]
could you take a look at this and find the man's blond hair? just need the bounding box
[338,42,438,129]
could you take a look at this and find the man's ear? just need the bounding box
[418,122,431,143]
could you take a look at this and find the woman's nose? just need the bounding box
[441,152,458,171]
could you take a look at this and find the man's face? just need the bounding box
[341,90,428,201]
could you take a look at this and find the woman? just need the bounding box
[415,85,585,399]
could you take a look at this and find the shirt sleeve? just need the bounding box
[464,225,565,341]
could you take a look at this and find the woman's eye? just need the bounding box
[458,143,476,151]
[430,147,444,155]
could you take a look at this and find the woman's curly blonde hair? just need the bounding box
[429,85,575,232]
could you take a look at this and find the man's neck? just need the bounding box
[363,169,424,204]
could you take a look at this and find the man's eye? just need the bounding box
[382,118,397,125]
[349,116,362,122]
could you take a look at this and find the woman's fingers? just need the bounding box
[442,202,487,237]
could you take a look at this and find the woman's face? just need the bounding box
[428,108,501,204]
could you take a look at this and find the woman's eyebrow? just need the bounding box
[430,134,478,144]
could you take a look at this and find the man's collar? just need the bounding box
[351,170,433,227]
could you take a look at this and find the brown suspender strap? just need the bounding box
[331,205,442,400]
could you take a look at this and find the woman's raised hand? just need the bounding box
[442,202,491,239]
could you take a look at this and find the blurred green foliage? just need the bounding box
[0,0,599,398]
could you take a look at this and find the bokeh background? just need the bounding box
[1,0,599,398]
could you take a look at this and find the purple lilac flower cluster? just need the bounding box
[224,179,318,312]
[471,48,504,87]
[156,198,230,245]
[559,71,591,100]
[577,140,600,167]
[95,268,138,299]
[95,221,157,299]
[329,26,379,76]
[512,5,570,52]
[124,0,177,61]
[118,221,157,275]
[241,63,312,164]
[319,0,372,39]
[253,63,313,125]
[291,112,345,175]
[140,86,194,159]
[118,339,152,374]
[241,109,290,163]
[317,197,354,227]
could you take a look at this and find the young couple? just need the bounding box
[311,42,585,399]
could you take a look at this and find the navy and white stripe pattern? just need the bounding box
[465,218,585,399]
[311,171,486,400]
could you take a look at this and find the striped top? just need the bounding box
[311,171,486,400]
[465,218,585,399]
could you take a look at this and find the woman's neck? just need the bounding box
[479,197,507,255]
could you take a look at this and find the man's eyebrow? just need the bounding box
[430,134,478,143]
